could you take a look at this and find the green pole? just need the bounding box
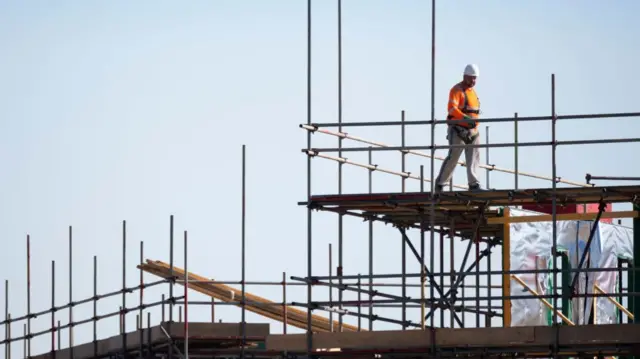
[632,203,640,324]
[627,204,640,359]
[560,251,571,324]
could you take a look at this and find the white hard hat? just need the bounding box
[464,64,479,77]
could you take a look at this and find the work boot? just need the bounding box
[469,183,485,192]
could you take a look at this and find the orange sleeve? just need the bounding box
[447,87,466,119]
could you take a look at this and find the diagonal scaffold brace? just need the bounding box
[291,275,421,328]
[293,299,420,328]
[423,238,501,323]
[397,226,464,327]
[424,203,491,323]
[568,200,607,296]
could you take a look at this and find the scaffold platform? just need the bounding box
[300,184,640,238]
[31,321,640,359]
[266,323,640,358]
[30,322,271,359]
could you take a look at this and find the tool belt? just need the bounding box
[447,109,479,118]
[447,110,479,127]
[451,124,478,145]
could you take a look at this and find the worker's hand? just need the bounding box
[463,115,477,127]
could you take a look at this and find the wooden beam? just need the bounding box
[594,282,635,320]
[487,210,638,224]
[138,260,362,332]
[511,274,574,325]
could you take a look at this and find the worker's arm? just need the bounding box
[447,88,467,119]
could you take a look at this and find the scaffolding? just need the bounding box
[3,0,640,358]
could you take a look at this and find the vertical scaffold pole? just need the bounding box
[4,279,8,359]
[420,166,426,330]
[168,214,174,358]
[93,255,98,357]
[50,261,55,356]
[502,207,511,327]
[400,110,407,329]
[184,230,189,359]
[283,271,288,334]
[139,241,144,356]
[550,73,559,356]
[514,112,519,190]
[328,244,333,331]
[22,324,26,359]
[121,220,127,356]
[241,144,247,359]
[485,127,490,188]
[429,0,437,330]
[306,0,314,355]
[439,229,444,327]
[632,203,640,328]
[336,0,344,333]
[368,147,374,330]
[26,234,31,358]
[68,226,73,357]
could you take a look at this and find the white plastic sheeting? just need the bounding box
[509,207,633,327]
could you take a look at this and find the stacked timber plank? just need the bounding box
[138,259,361,333]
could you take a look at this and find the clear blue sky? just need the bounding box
[1,0,639,356]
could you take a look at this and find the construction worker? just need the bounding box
[434,64,484,193]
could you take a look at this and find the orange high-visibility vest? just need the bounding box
[447,83,480,129]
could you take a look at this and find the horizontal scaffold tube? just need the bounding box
[302,138,640,154]
[304,111,640,128]
[301,124,591,188]
[304,149,468,189]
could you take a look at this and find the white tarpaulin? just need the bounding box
[509,207,633,326]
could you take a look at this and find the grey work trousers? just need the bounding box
[435,125,481,187]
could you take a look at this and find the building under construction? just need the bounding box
[3,1,640,358]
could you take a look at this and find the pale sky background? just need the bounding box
[1,0,640,357]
